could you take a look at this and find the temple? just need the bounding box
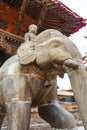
[0,1,87,129]
[0,0,86,65]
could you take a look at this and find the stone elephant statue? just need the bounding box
[0,28,87,130]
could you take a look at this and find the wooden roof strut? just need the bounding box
[13,0,30,35]
[37,4,48,31]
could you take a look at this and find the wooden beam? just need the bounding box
[18,0,30,21]
[13,0,30,35]
[0,4,36,35]
[37,4,48,31]
[0,28,24,42]
[0,28,24,54]
[0,36,17,55]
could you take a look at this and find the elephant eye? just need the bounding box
[52,44,59,48]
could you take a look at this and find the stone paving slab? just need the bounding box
[1,126,85,130]
[77,126,84,130]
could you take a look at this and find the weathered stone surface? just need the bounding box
[0,27,87,129]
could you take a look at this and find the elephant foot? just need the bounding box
[38,103,77,129]
[6,100,31,130]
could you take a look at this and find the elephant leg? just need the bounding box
[2,75,32,130]
[6,100,31,130]
[38,103,77,129]
[0,107,6,129]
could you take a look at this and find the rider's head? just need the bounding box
[28,24,37,34]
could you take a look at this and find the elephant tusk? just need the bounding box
[63,59,79,69]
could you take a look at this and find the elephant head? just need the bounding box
[17,29,87,129]
[18,29,81,66]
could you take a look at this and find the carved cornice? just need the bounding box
[0,29,24,54]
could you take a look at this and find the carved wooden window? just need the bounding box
[0,18,8,30]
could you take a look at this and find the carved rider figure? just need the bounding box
[24,24,37,43]
[17,24,37,64]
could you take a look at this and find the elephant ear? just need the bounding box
[17,41,36,65]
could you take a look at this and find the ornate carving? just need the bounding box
[0,29,24,55]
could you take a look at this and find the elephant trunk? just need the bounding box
[64,59,87,130]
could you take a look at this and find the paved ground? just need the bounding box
[78,126,84,130]
[52,127,85,130]
[1,126,85,130]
